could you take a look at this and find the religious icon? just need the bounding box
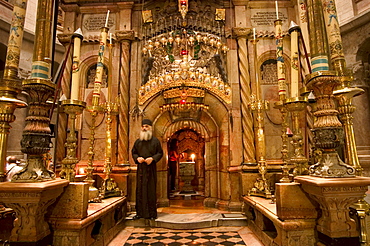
[142,10,153,23]
[215,9,225,21]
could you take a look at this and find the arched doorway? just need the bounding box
[167,128,205,199]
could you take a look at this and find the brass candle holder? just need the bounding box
[285,97,309,176]
[248,97,271,198]
[333,86,364,176]
[248,38,271,198]
[13,79,56,182]
[85,105,104,202]
[306,71,355,177]
[100,100,122,198]
[59,99,86,181]
[274,100,290,183]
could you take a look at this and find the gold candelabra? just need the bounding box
[285,97,309,176]
[306,72,355,177]
[85,105,103,202]
[100,100,122,198]
[248,39,271,198]
[334,86,364,175]
[274,100,290,182]
[100,42,122,198]
[60,99,86,181]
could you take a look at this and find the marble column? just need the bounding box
[232,28,256,164]
[116,30,135,165]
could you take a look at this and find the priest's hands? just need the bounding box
[137,157,154,165]
[145,157,153,165]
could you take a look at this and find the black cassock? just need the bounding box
[132,136,163,219]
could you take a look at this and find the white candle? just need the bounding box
[253,28,256,40]
[105,10,110,27]
[70,28,83,100]
[110,33,112,44]
[275,1,279,20]
[290,21,299,97]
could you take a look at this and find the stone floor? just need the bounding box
[108,200,263,246]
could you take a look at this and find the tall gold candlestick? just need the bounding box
[334,87,364,175]
[60,99,86,181]
[70,28,83,100]
[274,101,290,183]
[100,41,122,198]
[85,25,108,202]
[248,38,271,199]
[286,97,309,176]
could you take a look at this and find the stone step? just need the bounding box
[125,213,247,229]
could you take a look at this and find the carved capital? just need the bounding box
[57,34,73,45]
[115,30,135,42]
[232,27,251,39]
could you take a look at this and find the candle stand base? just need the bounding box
[60,100,86,182]
[100,178,123,198]
[248,161,272,199]
[285,97,309,176]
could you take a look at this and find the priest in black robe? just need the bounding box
[131,119,163,220]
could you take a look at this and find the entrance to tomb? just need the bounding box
[167,128,205,200]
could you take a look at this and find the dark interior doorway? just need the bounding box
[167,128,205,200]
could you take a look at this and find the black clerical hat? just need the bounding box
[142,119,152,126]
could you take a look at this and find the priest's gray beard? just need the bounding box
[139,128,153,141]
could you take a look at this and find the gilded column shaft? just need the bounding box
[306,0,329,72]
[233,28,255,164]
[116,30,134,165]
[32,0,53,79]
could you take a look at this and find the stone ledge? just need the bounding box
[243,195,317,246]
[48,196,126,246]
[49,196,126,230]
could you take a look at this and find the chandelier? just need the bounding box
[139,0,230,111]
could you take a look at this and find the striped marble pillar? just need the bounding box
[116,30,135,165]
[233,28,256,164]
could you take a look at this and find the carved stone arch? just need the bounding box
[258,50,291,87]
[163,119,209,141]
[354,37,370,87]
[80,55,108,89]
